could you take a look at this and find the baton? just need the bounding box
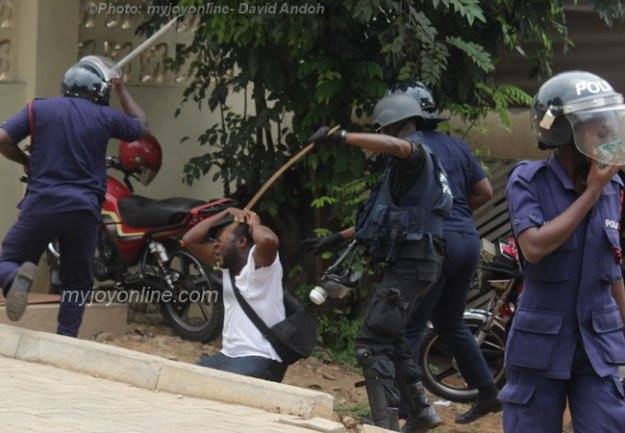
[244,125,342,211]
[114,16,180,71]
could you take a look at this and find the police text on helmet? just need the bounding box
[575,80,612,96]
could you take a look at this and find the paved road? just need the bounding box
[0,356,328,433]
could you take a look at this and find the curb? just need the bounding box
[0,323,335,420]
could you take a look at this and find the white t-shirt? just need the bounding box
[220,245,286,362]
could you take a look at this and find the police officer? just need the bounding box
[398,82,500,423]
[500,71,625,432]
[308,90,453,432]
[0,56,147,335]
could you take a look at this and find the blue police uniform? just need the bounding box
[0,97,142,336]
[500,155,625,433]
[405,130,495,392]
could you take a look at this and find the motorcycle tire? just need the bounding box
[418,316,507,403]
[157,247,224,342]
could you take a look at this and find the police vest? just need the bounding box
[355,142,453,260]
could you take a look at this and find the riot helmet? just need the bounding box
[61,56,120,105]
[531,71,625,165]
[389,81,448,129]
[372,93,424,131]
[119,134,162,186]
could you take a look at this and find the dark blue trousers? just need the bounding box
[197,352,287,382]
[499,347,625,433]
[405,230,494,389]
[0,210,97,337]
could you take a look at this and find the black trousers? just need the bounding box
[355,255,443,407]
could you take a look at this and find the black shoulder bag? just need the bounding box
[229,273,317,365]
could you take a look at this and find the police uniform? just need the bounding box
[0,96,142,336]
[405,130,495,393]
[354,132,453,429]
[500,156,625,433]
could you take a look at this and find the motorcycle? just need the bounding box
[418,236,523,403]
[46,135,235,342]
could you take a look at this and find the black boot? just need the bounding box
[401,382,443,433]
[357,348,400,431]
[455,397,502,424]
[359,378,400,431]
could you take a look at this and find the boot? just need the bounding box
[6,262,37,322]
[455,397,502,424]
[357,348,401,431]
[401,382,443,433]
[359,378,400,431]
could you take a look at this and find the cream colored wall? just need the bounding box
[451,109,546,161]
[108,86,226,201]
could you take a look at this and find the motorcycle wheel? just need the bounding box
[418,316,507,403]
[156,247,224,342]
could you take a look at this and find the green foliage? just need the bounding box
[316,314,363,367]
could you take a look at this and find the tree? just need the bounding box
[140,0,625,273]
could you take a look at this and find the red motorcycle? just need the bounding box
[46,135,234,342]
[418,236,523,402]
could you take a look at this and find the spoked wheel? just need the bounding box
[157,248,224,342]
[418,316,507,403]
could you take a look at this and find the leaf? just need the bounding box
[446,36,494,73]
[432,0,486,26]
[320,251,334,260]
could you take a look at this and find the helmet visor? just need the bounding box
[567,105,625,165]
[137,166,158,186]
[80,55,120,81]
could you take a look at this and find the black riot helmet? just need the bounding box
[531,71,625,165]
[389,81,448,129]
[61,56,119,105]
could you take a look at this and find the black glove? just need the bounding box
[308,126,347,146]
[301,232,345,255]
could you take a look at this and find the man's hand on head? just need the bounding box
[244,210,261,230]
[226,207,247,224]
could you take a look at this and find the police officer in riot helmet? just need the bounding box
[0,55,146,335]
[500,71,625,432]
[307,91,453,432]
[389,81,500,424]
[61,56,119,105]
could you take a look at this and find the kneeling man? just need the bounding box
[182,207,287,382]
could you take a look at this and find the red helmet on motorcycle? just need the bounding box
[119,134,162,186]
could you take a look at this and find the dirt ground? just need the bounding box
[95,307,511,433]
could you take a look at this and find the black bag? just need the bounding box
[229,273,317,365]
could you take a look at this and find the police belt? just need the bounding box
[371,236,445,261]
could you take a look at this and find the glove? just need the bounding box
[301,232,345,255]
[308,126,347,146]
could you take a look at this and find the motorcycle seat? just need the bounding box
[118,195,206,228]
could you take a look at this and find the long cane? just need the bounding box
[244,125,342,210]
[113,16,180,72]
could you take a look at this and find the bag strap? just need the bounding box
[28,99,35,146]
[229,272,273,338]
